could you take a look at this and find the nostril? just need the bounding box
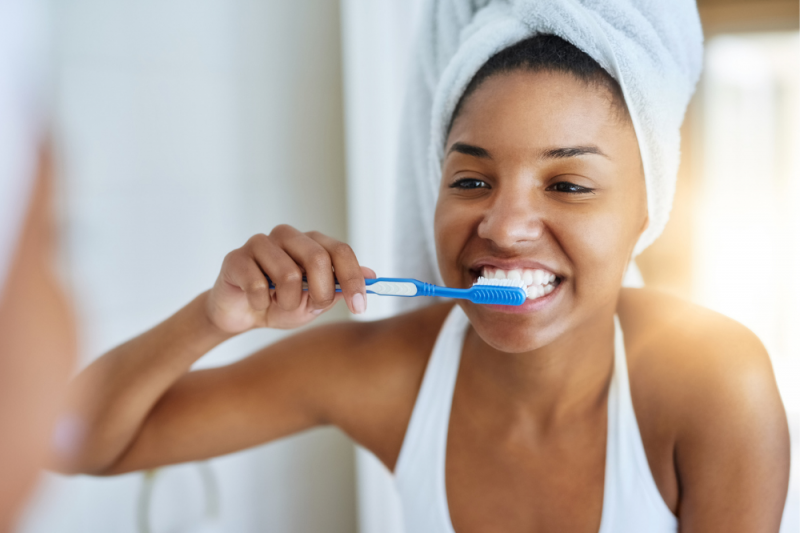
[477,213,545,246]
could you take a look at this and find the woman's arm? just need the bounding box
[56,227,376,475]
[56,291,230,474]
[621,289,789,531]
[674,320,790,532]
[75,300,445,476]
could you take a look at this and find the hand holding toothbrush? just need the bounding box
[206,226,376,333]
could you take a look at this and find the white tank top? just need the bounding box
[394,305,677,532]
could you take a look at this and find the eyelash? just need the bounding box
[547,182,595,194]
[449,178,595,194]
[450,178,488,190]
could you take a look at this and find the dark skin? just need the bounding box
[56,71,789,532]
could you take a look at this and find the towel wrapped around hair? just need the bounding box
[392,0,703,296]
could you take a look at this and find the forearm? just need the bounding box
[56,226,374,474]
[57,291,233,474]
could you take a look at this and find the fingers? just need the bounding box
[222,249,272,311]
[243,233,304,311]
[269,225,338,311]
[306,231,367,315]
[232,227,371,317]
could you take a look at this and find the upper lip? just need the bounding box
[469,258,563,278]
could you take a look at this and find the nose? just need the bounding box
[477,188,545,248]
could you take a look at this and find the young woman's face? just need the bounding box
[435,70,647,353]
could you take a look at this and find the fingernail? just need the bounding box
[352,292,366,314]
[312,308,324,315]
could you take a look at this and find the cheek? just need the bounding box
[554,194,645,289]
[434,197,476,282]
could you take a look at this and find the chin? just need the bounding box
[459,302,565,354]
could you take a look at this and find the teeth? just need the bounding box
[522,270,534,285]
[527,285,545,299]
[480,266,559,300]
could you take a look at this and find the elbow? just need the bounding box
[46,415,139,476]
[46,454,120,477]
[46,437,133,477]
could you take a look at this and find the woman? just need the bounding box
[57,32,789,533]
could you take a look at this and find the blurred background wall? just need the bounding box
[339,1,422,531]
[10,0,800,532]
[17,1,357,532]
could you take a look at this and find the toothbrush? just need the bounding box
[266,276,528,306]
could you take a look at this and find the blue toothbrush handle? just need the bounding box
[266,276,526,305]
[265,277,439,297]
[265,277,415,293]
[429,286,469,299]
[365,278,434,297]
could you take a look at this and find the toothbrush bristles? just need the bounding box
[473,276,527,289]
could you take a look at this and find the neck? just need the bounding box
[462,308,617,424]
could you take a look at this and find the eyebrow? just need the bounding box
[447,142,492,159]
[447,142,609,161]
[541,145,608,160]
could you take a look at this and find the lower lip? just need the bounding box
[481,280,563,314]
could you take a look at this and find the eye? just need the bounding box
[547,181,595,194]
[450,177,490,190]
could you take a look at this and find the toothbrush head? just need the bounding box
[470,276,527,305]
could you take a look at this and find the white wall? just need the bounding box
[17,1,356,532]
[339,1,424,532]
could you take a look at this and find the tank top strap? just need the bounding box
[394,305,468,533]
[598,316,677,532]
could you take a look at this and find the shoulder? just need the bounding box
[292,302,455,466]
[617,288,789,516]
[617,288,779,411]
[617,287,784,429]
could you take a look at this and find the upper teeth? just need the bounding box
[481,267,558,300]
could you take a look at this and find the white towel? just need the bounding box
[392,0,703,297]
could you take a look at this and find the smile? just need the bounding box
[480,267,562,301]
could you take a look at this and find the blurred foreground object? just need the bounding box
[0,154,77,532]
[0,1,77,530]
